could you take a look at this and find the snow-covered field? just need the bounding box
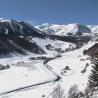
[0,41,97,98]
[1,82,58,98]
[32,38,76,56]
[48,42,95,97]
[0,59,59,98]
[0,18,98,98]
[0,60,57,93]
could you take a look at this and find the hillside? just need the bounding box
[0,19,98,98]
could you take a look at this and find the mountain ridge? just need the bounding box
[36,23,98,36]
[0,18,97,57]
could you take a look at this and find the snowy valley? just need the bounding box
[0,18,98,98]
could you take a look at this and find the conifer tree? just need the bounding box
[88,57,98,93]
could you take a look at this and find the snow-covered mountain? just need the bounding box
[36,23,98,37]
[0,18,98,98]
[0,18,97,56]
[0,18,77,56]
[0,18,45,37]
[0,18,48,56]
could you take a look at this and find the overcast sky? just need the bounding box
[0,0,98,25]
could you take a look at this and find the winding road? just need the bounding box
[0,58,61,97]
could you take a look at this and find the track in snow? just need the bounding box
[0,59,61,97]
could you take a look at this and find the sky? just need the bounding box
[0,0,98,25]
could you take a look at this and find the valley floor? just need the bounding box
[0,42,98,98]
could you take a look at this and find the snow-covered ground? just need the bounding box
[0,18,98,98]
[32,38,76,56]
[36,23,98,36]
[1,82,58,98]
[0,61,57,93]
[0,41,97,98]
[48,42,95,97]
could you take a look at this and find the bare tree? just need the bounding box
[52,84,65,98]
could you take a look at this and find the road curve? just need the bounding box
[0,58,61,96]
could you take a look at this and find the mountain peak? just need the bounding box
[36,23,93,36]
[0,18,11,22]
[42,23,50,26]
